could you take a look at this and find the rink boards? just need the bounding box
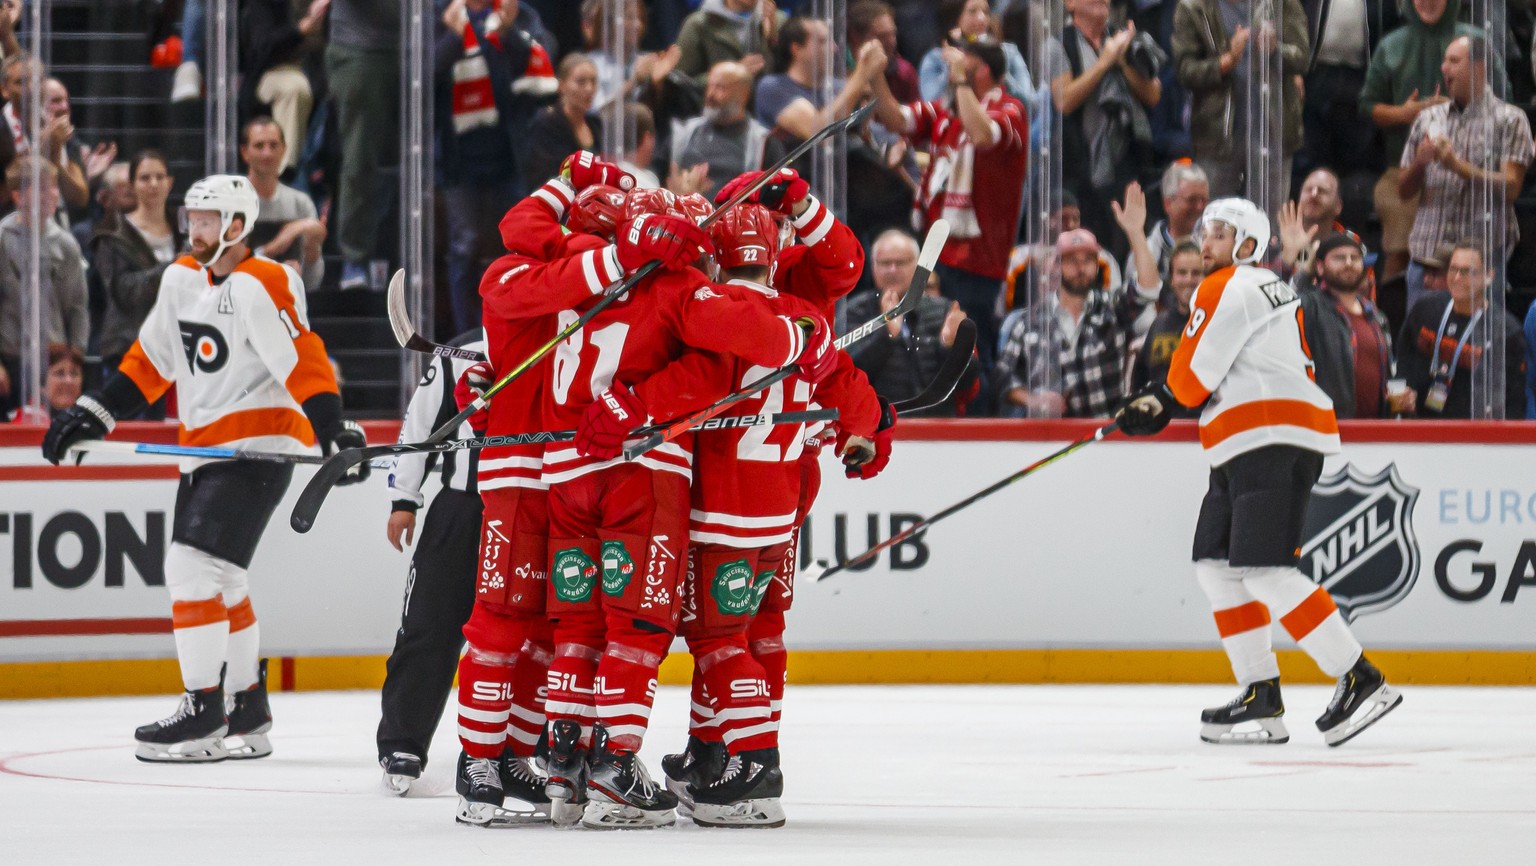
[1,420,1533,696]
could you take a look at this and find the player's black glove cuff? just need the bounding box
[304,392,371,486]
[41,396,112,465]
[875,396,897,433]
[1116,383,1178,437]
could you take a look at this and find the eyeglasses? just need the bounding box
[1446,267,1483,277]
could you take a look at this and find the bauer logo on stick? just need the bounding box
[1299,464,1421,621]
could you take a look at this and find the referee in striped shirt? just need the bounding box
[377,331,485,793]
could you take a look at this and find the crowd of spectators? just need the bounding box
[4,0,1536,422]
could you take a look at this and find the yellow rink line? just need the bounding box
[1,648,1531,700]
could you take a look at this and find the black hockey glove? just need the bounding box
[304,392,370,486]
[1116,383,1178,437]
[42,395,114,465]
[41,374,147,465]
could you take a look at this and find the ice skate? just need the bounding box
[380,752,422,795]
[582,723,677,829]
[134,687,229,763]
[1199,678,1289,744]
[468,753,553,826]
[662,735,728,811]
[542,719,589,827]
[222,659,272,759]
[689,748,786,829]
[454,751,505,826]
[1316,655,1402,747]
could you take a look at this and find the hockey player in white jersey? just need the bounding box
[42,175,370,762]
[1116,198,1402,747]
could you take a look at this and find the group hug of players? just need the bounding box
[408,151,894,830]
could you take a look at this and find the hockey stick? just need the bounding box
[386,269,488,362]
[622,218,950,461]
[423,100,879,446]
[66,440,398,468]
[816,421,1120,581]
[288,408,838,533]
[889,318,977,414]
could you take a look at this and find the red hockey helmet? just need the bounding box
[675,192,714,225]
[623,187,682,220]
[567,184,627,239]
[709,202,782,271]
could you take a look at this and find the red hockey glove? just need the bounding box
[615,214,714,273]
[454,361,495,435]
[713,168,809,216]
[576,380,647,460]
[840,398,896,479]
[560,150,636,192]
[792,315,838,384]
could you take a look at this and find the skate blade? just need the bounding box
[135,735,230,763]
[691,797,786,829]
[221,731,272,760]
[580,799,676,830]
[382,772,415,796]
[1323,684,1403,747]
[456,796,550,827]
[548,797,586,828]
[665,775,696,815]
[1200,716,1289,745]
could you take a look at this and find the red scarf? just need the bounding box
[450,3,504,133]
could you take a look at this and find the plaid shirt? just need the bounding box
[994,285,1147,417]
[1402,86,1534,260]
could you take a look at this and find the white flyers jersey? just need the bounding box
[1167,264,1341,466]
[118,254,338,460]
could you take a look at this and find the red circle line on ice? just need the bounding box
[0,745,342,795]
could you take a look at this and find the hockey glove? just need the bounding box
[318,419,371,485]
[454,361,496,435]
[713,168,810,216]
[792,315,839,384]
[615,214,714,274]
[41,394,114,465]
[1116,382,1178,437]
[560,150,635,192]
[576,380,647,460]
[841,397,896,479]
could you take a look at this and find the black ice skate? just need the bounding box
[468,752,553,826]
[688,748,786,829]
[380,752,422,796]
[582,723,677,830]
[1316,655,1402,747]
[223,659,273,759]
[662,735,728,811]
[1199,677,1289,745]
[455,750,505,826]
[543,719,589,827]
[134,687,229,763]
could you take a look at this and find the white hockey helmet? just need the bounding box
[1196,197,1270,266]
[183,174,260,264]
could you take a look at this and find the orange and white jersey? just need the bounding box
[117,254,338,462]
[1167,264,1340,466]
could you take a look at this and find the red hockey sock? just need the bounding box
[691,634,773,754]
[545,611,605,748]
[748,611,787,743]
[506,634,554,759]
[593,616,672,753]
[456,644,515,759]
[686,666,723,743]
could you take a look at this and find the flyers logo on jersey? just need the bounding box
[178,321,229,375]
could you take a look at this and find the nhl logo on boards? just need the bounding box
[711,559,758,616]
[1299,464,1421,621]
[552,548,598,603]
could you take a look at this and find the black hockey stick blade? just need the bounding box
[290,409,837,533]
[890,318,977,414]
[386,269,488,362]
[424,102,880,446]
[816,421,1120,581]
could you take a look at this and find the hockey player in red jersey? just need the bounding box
[591,176,890,827]
[486,163,843,829]
[449,158,633,826]
[41,175,367,763]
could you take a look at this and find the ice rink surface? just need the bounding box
[2,684,1532,864]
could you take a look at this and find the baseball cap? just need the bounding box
[1055,228,1101,256]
